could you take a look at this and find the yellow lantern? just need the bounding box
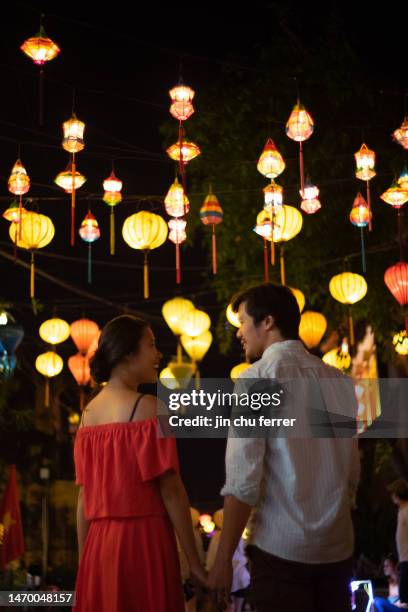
[257,138,285,179]
[226,304,240,328]
[203,521,216,534]
[380,181,408,208]
[289,287,305,313]
[35,351,63,407]
[165,177,189,217]
[393,330,408,356]
[393,117,408,149]
[162,297,195,336]
[355,144,376,181]
[263,180,283,211]
[299,311,327,349]
[122,211,168,299]
[62,114,85,153]
[8,160,30,236]
[159,366,181,390]
[285,101,314,193]
[230,362,251,382]
[329,272,367,345]
[166,140,201,163]
[178,309,211,338]
[322,339,351,371]
[168,356,196,389]
[9,212,55,299]
[39,318,70,345]
[181,330,212,389]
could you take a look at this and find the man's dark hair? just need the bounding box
[387,479,408,501]
[231,283,301,340]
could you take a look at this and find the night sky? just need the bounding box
[0,2,406,508]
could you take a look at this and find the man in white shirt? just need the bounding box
[208,283,360,612]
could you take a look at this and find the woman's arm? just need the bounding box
[159,470,207,585]
[76,487,90,563]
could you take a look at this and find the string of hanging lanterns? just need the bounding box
[102,169,123,255]
[349,193,372,274]
[79,211,101,284]
[354,144,375,231]
[199,187,224,275]
[285,100,314,195]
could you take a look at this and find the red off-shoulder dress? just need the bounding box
[73,405,185,612]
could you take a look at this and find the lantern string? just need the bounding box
[280,245,286,285]
[348,309,355,346]
[87,243,92,284]
[71,154,76,247]
[211,225,217,275]
[30,251,35,299]
[360,227,367,274]
[143,250,149,299]
[110,208,115,255]
[299,141,305,194]
[176,242,181,285]
[44,378,50,408]
[398,209,405,262]
[39,67,44,127]
[366,180,373,232]
[263,238,269,282]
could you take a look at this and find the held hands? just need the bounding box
[208,556,233,610]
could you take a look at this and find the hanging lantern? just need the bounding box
[9,212,54,299]
[35,351,63,407]
[263,180,283,211]
[380,181,408,208]
[398,167,408,191]
[168,218,187,284]
[179,309,211,338]
[166,139,201,163]
[393,330,408,356]
[384,262,408,306]
[300,181,321,215]
[230,362,251,382]
[257,138,285,179]
[8,160,30,236]
[86,330,101,361]
[102,170,123,255]
[200,189,224,275]
[226,304,240,328]
[355,143,376,230]
[181,330,212,388]
[68,353,91,410]
[159,366,181,390]
[165,177,189,217]
[289,287,306,313]
[70,319,100,355]
[299,311,327,349]
[62,114,85,153]
[350,193,372,274]
[79,211,101,284]
[20,23,60,125]
[286,101,314,193]
[322,338,351,370]
[39,318,70,345]
[55,161,86,246]
[169,83,195,121]
[329,272,367,345]
[168,355,196,389]
[162,297,195,336]
[122,211,168,298]
[2,201,27,224]
[393,117,408,149]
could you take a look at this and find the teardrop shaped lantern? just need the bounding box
[200,188,224,274]
[39,318,70,345]
[70,319,100,356]
[180,330,212,388]
[257,138,285,179]
[263,180,283,211]
[178,309,211,338]
[122,211,168,298]
[9,212,54,299]
[299,311,327,349]
[165,177,189,217]
[350,193,372,274]
[35,351,63,407]
[329,272,367,345]
[79,211,101,284]
[68,353,91,410]
[168,218,187,285]
[355,143,376,230]
[103,170,123,255]
[286,101,314,193]
[393,117,408,149]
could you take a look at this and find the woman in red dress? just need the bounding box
[73,315,207,611]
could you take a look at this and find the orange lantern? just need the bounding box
[300,181,321,215]
[2,201,27,224]
[350,193,372,274]
[166,139,201,163]
[169,83,195,121]
[355,143,375,230]
[70,319,100,356]
[393,117,408,149]
[68,353,91,410]
[257,138,285,179]
[165,177,189,217]
[103,170,123,255]
[380,181,408,209]
[168,218,187,284]
[8,160,30,238]
[55,161,86,246]
[200,188,224,274]
[299,311,327,349]
[286,100,314,193]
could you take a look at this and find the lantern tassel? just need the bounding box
[366,181,373,232]
[195,366,200,391]
[18,195,23,241]
[212,225,217,275]
[360,227,367,274]
[87,244,92,284]
[280,245,286,285]
[30,252,35,299]
[299,141,305,195]
[348,310,355,346]
[178,123,187,211]
[263,238,269,282]
[39,67,44,127]
[110,208,115,255]
[71,155,76,247]
[270,214,275,265]
[177,340,182,362]
[176,242,181,285]
[398,209,404,262]
[44,378,50,408]
[143,251,149,299]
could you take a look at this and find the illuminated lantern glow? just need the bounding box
[380,181,408,208]
[199,514,212,527]
[350,193,372,273]
[166,140,201,163]
[398,167,408,191]
[169,83,195,121]
[286,101,314,193]
[103,171,123,194]
[159,366,181,390]
[329,272,367,345]
[168,356,196,389]
[86,331,101,361]
[257,138,285,179]
[226,304,240,328]
[300,198,321,214]
[79,211,101,284]
[393,330,408,356]
[230,362,251,382]
[322,339,351,370]
[179,309,211,338]
[355,144,376,181]
[384,262,408,306]
[289,287,306,313]
[181,330,212,363]
[68,353,91,410]
[122,211,168,298]
[200,189,224,274]
[9,212,54,298]
[162,298,195,336]
[393,117,408,149]
[2,201,27,223]
[70,319,100,356]
[203,521,215,534]
[165,178,189,217]
[62,114,85,153]
[299,311,327,349]
[300,181,321,215]
[39,318,70,345]
[54,162,87,193]
[35,351,63,407]
[168,218,187,285]
[21,26,60,65]
[263,180,283,210]
[301,184,319,200]
[8,160,30,196]
[103,170,123,255]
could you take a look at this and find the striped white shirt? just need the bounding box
[221,340,360,564]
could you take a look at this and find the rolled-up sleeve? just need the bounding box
[220,435,266,506]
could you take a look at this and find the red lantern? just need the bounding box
[70,319,100,355]
[68,353,91,410]
[168,218,187,285]
[200,189,224,274]
[384,262,408,306]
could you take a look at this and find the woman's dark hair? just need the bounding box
[387,479,408,501]
[231,282,301,340]
[384,552,398,567]
[90,315,150,384]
